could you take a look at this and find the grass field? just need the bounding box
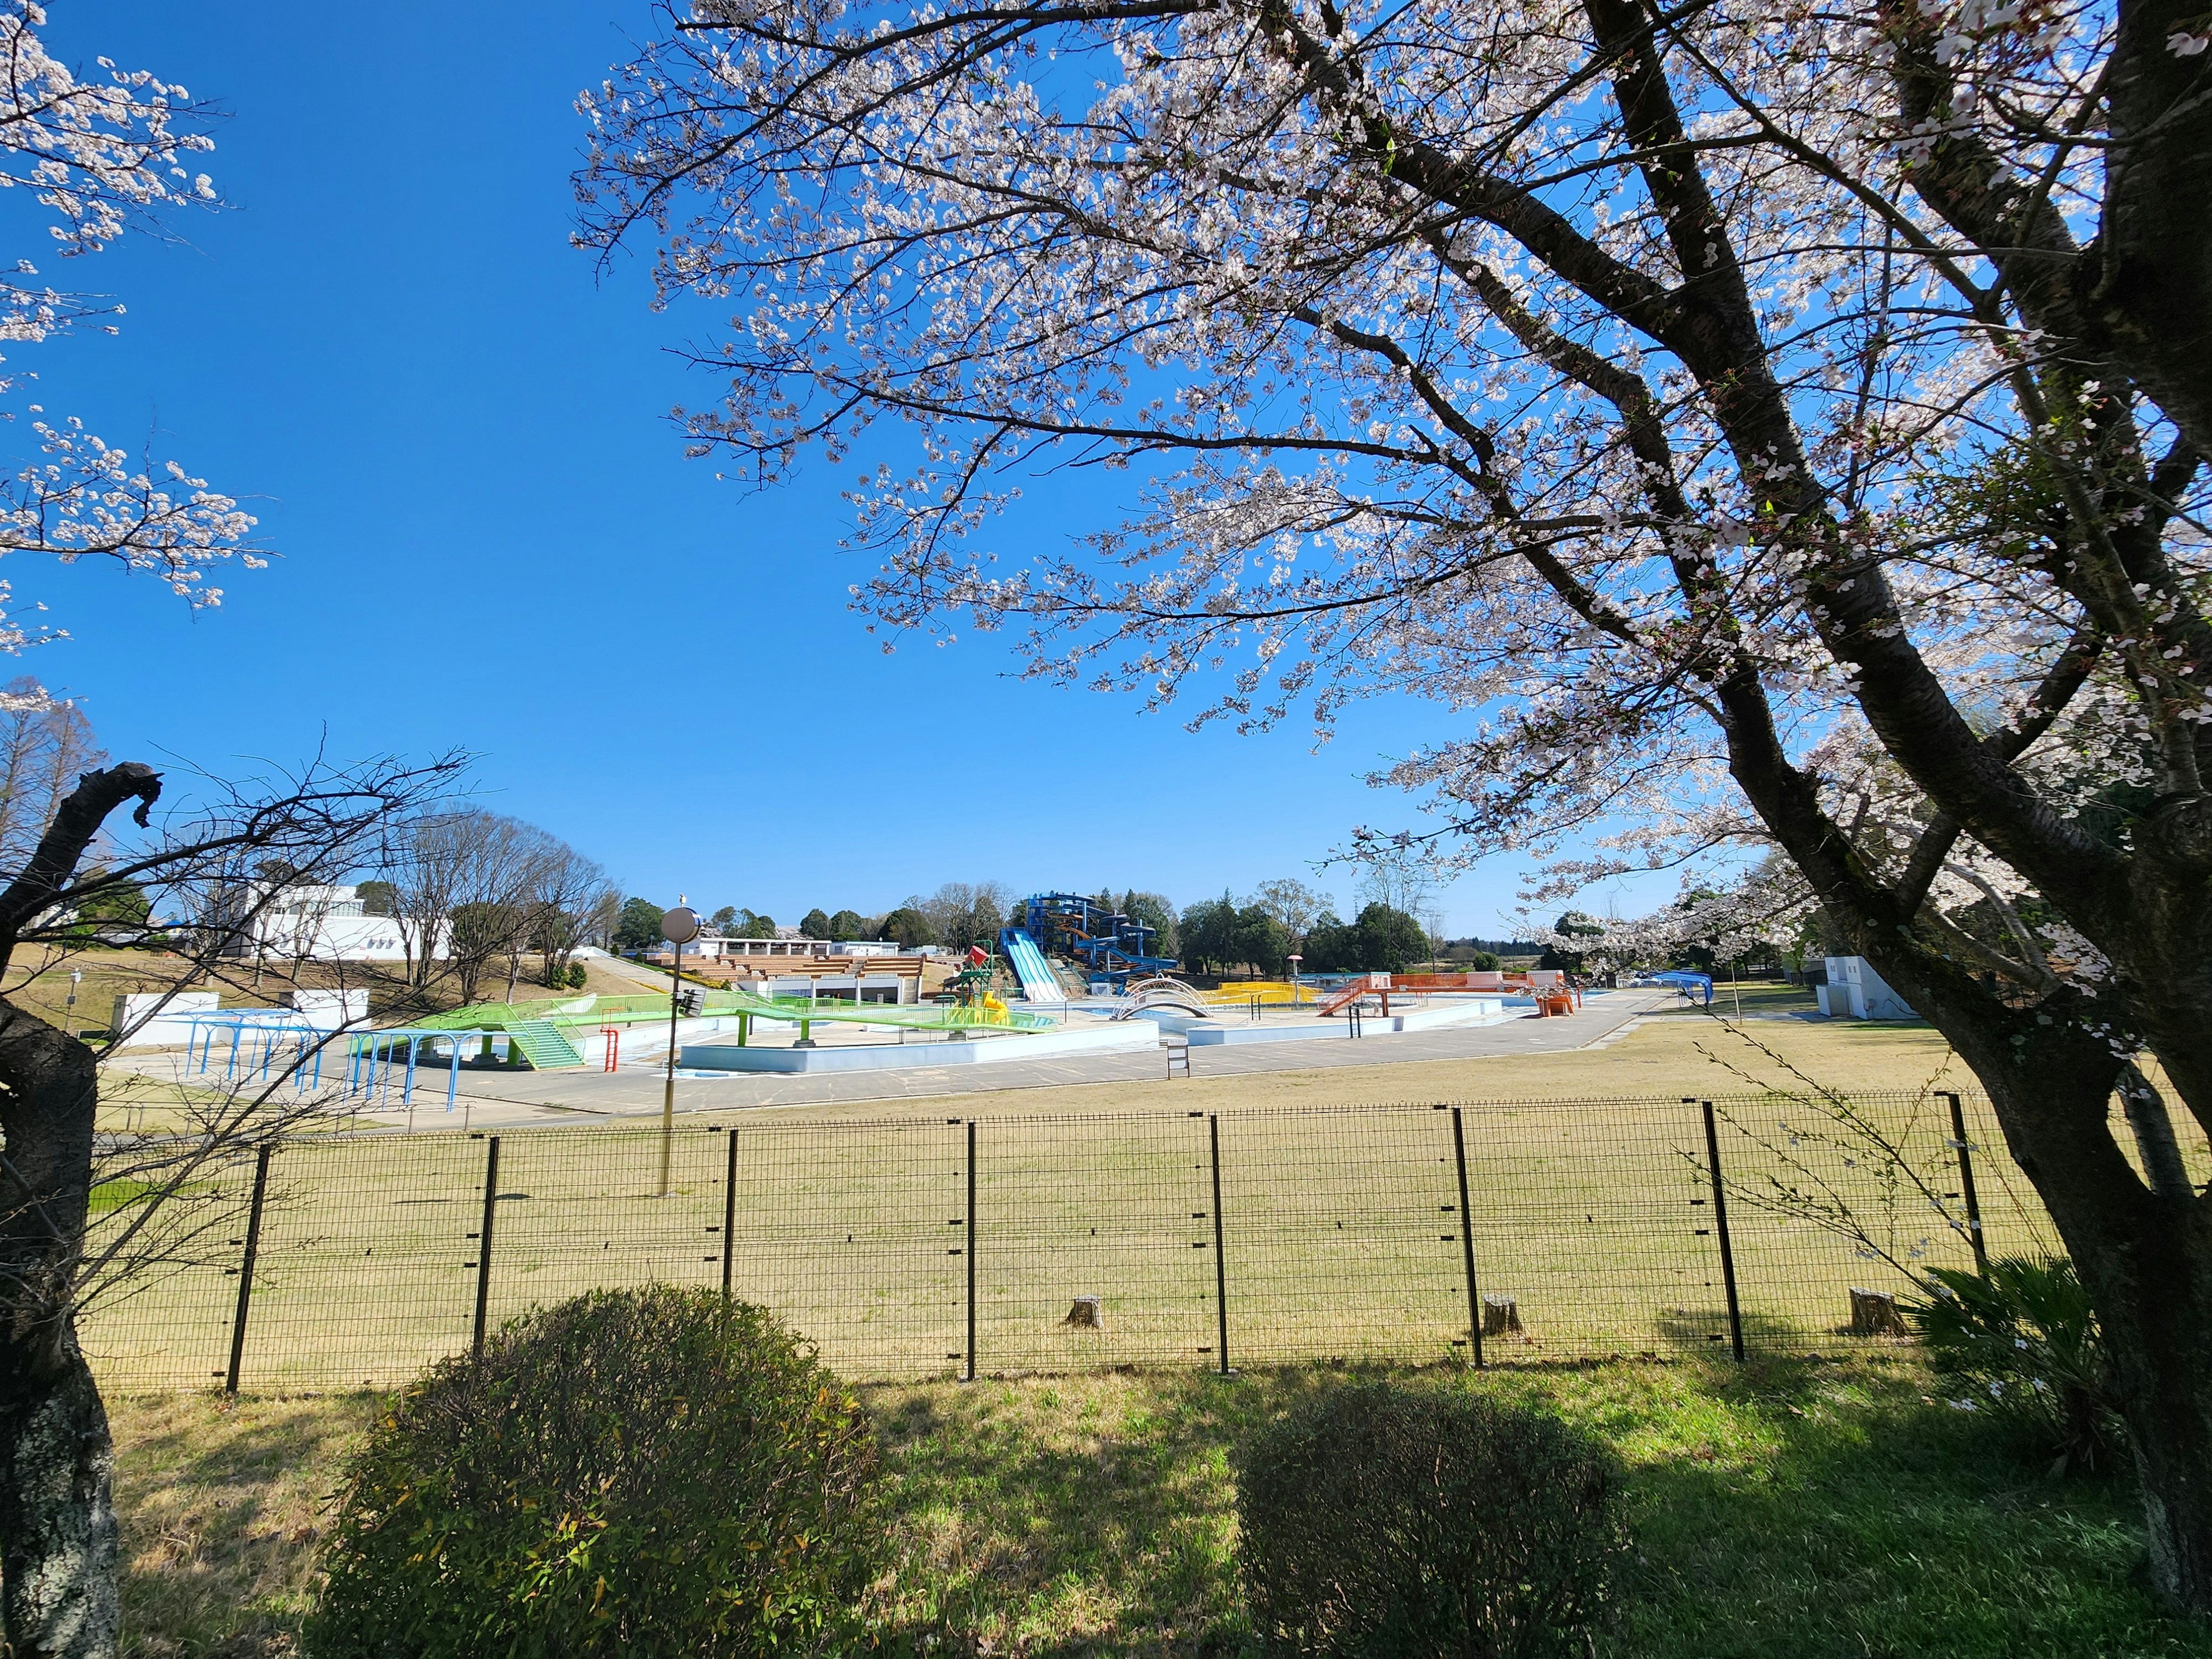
[110,1357,2212,1658]
[81,1081,2077,1392]
[84,1006,2212,1391]
[6,943,650,1040]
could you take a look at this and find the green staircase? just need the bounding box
[506,1019,586,1070]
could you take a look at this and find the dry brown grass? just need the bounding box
[7,944,646,1036]
[756,1006,1974,1127]
[110,1389,376,1656]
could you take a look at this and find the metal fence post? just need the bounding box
[1942,1090,1990,1274]
[1697,1101,1745,1362]
[223,1143,274,1395]
[964,1119,978,1383]
[472,1135,501,1361]
[1450,1107,1483,1369]
[721,1127,739,1298]
[1209,1113,1230,1375]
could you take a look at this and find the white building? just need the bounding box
[228,882,441,964]
[1817,956,1916,1020]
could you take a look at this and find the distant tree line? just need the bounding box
[615,873,1453,977]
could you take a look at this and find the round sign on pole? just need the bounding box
[661,905,702,945]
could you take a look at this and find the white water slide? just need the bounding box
[1002,929,1068,1002]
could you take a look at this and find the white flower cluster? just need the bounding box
[575,0,2208,1036]
[0,2,254,647]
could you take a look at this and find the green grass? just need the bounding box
[1647,978,1823,1017]
[82,1090,2070,1392]
[112,1356,2212,1658]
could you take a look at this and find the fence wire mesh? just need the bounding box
[80,1090,2074,1389]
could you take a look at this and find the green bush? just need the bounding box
[1235,1384,1625,1657]
[304,1288,882,1658]
[1904,1255,2118,1472]
[566,959,589,990]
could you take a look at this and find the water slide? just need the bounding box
[1002,929,1068,1002]
[1316,975,1390,1017]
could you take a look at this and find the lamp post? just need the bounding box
[1286,953,1302,1007]
[65,968,81,1038]
[658,903,700,1198]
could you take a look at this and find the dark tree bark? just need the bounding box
[0,764,159,1659]
[1306,0,2212,1603]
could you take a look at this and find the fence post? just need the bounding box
[1697,1101,1745,1362]
[472,1135,501,1361]
[1942,1090,1990,1274]
[1450,1108,1483,1369]
[1209,1113,1230,1375]
[223,1143,274,1395]
[964,1119,977,1383]
[721,1127,739,1299]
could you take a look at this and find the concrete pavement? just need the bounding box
[174,987,1676,1131]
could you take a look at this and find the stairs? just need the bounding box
[506,1018,586,1070]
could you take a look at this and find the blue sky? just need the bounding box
[12,0,1657,937]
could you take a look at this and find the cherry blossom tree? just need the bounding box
[0,2,257,656]
[579,0,2212,1604]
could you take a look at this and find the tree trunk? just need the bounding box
[1903,982,2212,1608]
[0,998,118,1657]
[0,1338,119,1659]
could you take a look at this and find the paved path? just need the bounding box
[187,988,1672,1131]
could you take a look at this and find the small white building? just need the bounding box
[228,882,441,964]
[1818,956,1916,1020]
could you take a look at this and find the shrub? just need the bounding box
[1235,1384,1625,1658]
[566,959,589,990]
[304,1288,881,1658]
[1903,1255,2118,1472]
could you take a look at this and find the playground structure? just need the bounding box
[1007,892,1176,991]
[1310,969,1582,1018]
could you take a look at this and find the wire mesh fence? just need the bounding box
[79,1090,2079,1391]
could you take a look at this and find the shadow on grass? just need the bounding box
[866,1368,1335,1658]
[1597,1358,2212,1659]
[115,1392,375,1658]
[866,1359,2212,1659]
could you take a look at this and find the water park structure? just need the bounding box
[1004,892,1176,992]
[131,891,1668,1115]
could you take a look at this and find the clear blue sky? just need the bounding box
[16,0,1660,937]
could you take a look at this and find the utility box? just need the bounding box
[1821,956,1915,1020]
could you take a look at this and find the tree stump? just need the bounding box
[1062,1296,1104,1330]
[1481,1293,1522,1336]
[1849,1287,1905,1336]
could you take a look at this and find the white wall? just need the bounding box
[110,991,220,1048]
[1822,956,1916,1020]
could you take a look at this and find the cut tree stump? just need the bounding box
[1481,1294,1522,1336]
[1062,1296,1104,1329]
[1849,1287,1905,1336]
